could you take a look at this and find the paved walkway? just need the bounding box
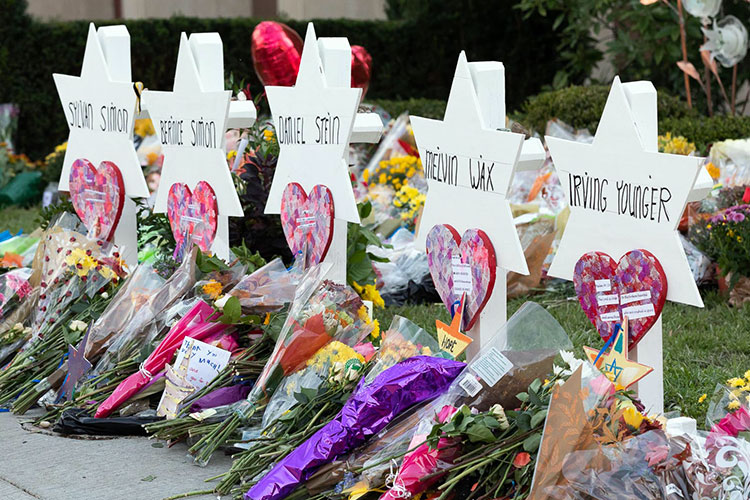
[0,411,233,500]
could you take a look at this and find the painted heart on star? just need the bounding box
[167,181,218,261]
[68,159,125,241]
[280,182,335,267]
[574,249,668,350]
[425,224,497,331]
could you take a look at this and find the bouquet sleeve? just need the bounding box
[95,299,228,418]
[246,356,466,500]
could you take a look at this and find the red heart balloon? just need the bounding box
[573,249,668,350]
[425,224,497,331]
[252,21,303,87]
[280,182,335,268]
[68,159,125,242]
[351,45,372,98]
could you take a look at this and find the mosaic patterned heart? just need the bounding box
[280,182,334,267]
[425,224,497,331]
[167,181,218,261]
[68,159,125,241]
[574,249,668,350]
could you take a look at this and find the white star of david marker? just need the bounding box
[264,23,361,223]
[411,52,528,275]
[54,23,148,198]
[142,33,242,216]
[546,76,704,307]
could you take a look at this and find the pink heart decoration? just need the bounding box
[167,181,218,260]
[68,159,125,241]
[573,249,668,350]
[280,183,335,267]
[425,224,497,331]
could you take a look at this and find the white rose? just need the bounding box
[69,320,88,332]
[214,295,230,310]
[489,403,509,430]
[100,291,109,299]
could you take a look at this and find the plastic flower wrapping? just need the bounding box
[222,257,302,313]
[86,249,197,378]
[246,355,466,500]
[527,367,750,500]
[182,264,374,467]
[95,298,229,418]
[0,267,32,320]
[31,215,127,339]
[310,302,573,498]
[209,314,444,498]
[241,263,372,409]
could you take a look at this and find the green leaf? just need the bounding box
[516,392,529,402]
[531,409,548,429]
[466,422,495,443]
[483,416,501,429]
[523,433,542,452]
[516,412,532,432]
[196,251,229,273]
[221,296,241,323]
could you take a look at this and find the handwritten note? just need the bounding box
[174,337,231,390]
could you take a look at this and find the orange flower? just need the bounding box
[513,451,531,468]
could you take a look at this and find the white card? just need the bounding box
[470,347,513,387]
[452,256,473,294]
[596,293,619,306]
[595,279,612,293]
[600,311,621,322]
[175,337,231,390]
[620,290,651,305]
[622,303,656,320]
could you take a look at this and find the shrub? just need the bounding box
[519,84,697,134]
[1,0,568,159]
[659,116,750,155]
[370,98,446,120]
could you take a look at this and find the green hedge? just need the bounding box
[370,98,446,120]
[519,84,699,134]
[517,84,750,153]
[0,0,568,159]
[659,116,750,154]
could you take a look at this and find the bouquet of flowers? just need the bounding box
[95,299,229,418]
[247,355,465,500]
[309,302,572,499]
[31,217,126,339]
[219,258,302,313]
[0,268,33,319]
[211,316,430,497]
[183,264,375,466]
[693,204,750,304]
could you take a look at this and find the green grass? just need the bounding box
[0,205,40,234]
[376,286,750,426]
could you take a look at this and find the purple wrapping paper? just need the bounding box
[246,356,466,500]
[189,384,252,413]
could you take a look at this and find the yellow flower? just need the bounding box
[378,173,387,184]
[65,248,96,277]
[99,266,117,281]
[263,129,275,141]
[698,393,707,403]
[146,151,159,165]
[706,162,720,179]
[729,400,741,410]
[352,281,385,309]
[202,279,223,300]
[729,377,745,388]
[362,169,370,183]
[227,150,237,163]
[370,319,380,339]
[133,118,155,137]
[622,406,644,428]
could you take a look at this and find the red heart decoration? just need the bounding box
[68,159,125,241]
[280,183,335,267]
[166,181,218,260]
[425,224,497,331]
[573,249,668,350]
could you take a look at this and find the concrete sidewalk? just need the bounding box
[0,411,233,500]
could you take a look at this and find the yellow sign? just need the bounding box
[436,294,473,357]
